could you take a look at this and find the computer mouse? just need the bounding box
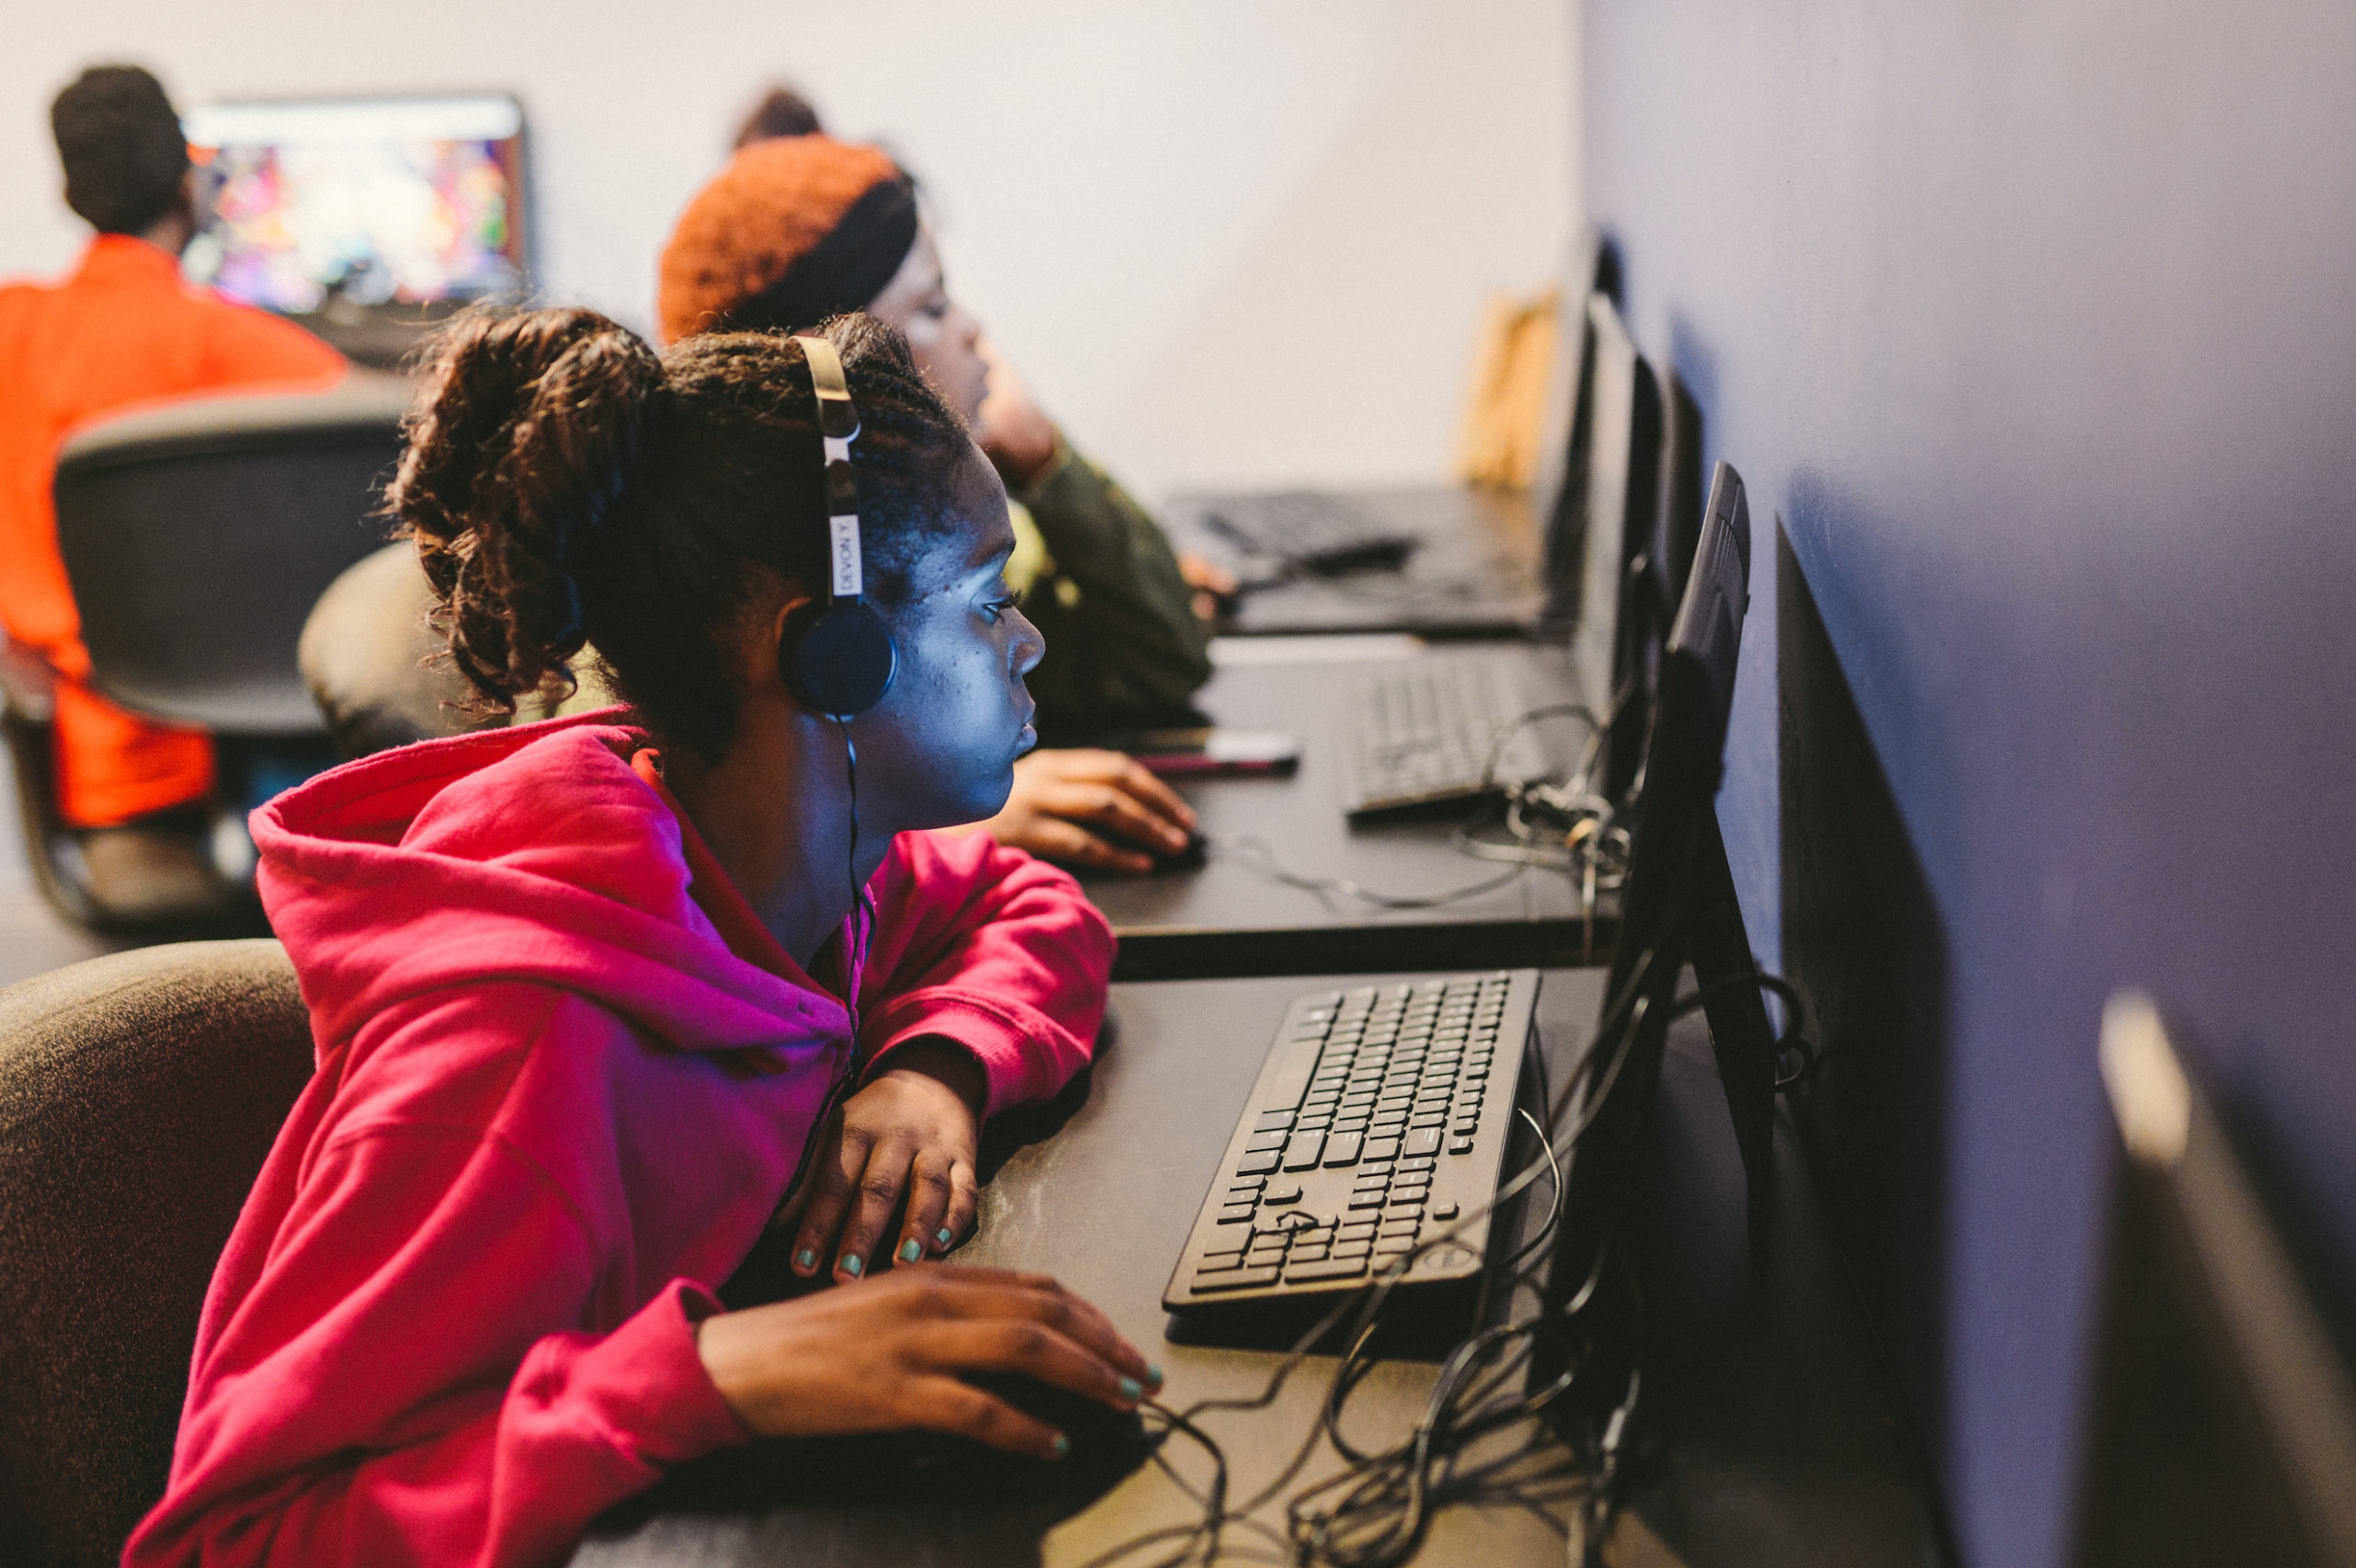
[964,1370,1161,1461]
[675,1374,1162,1509]
[1152,829,1210,872]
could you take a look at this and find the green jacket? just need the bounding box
[1009,439,1211,734]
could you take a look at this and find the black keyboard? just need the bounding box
[1345,657,1547,816]
[1198,491,1421,575]
[1161,971,1539,1318]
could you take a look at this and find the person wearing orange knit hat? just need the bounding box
[657,133,1218,875]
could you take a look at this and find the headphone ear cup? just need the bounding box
[780,600,898,717]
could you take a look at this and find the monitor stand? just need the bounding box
[1683,809,1781,1236]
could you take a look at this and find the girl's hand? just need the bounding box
[697,1265,1162,1457]
[969,748,1196,875]
[1178,552,1239,622]
[976,337,1060,490]
[779,1038,985,1281]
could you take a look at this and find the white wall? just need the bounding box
[1,0,1575,502]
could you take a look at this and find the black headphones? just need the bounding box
[778,335,898,717]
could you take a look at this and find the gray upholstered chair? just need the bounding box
[299,540,609,760]
[0,940,312,1568]
[298,539,484,758]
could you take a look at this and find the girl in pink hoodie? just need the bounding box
[125,311,1157,1567]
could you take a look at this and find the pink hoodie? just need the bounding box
[122,711,1113,1567]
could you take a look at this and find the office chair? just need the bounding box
[17,374,411,929]
[299,540,487,758]
[299,540,612,760]
[0,940,313,1568]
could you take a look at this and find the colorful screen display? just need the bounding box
[181,96,527,314]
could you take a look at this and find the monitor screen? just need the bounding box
[1568,293,1663,721]
[180,95,529,316]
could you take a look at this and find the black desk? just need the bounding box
[1167,487,1550,638]
[576,970,1946,1568]
[1087,643,1615,981]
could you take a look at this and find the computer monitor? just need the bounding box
[2071,994,2356,1567]
[1531,231,1605,589]
[180,94,530,318]
[1530,463,1779,1380]
[1553,294,1664,731]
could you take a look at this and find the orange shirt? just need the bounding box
[0,234,345,824]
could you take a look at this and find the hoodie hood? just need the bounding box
[253,710,847,1059]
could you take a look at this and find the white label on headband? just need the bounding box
[830,513,864,598]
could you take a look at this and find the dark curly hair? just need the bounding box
[51,65,190,236]
[387,307,971,760]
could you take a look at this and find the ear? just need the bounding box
[748,593,814,707]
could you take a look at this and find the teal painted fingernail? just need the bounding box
[1118,1377,1143,1401]
[899,1238,922,1262]
[840,1254,863,1277]
[1147,1364,1165,1388]
[936,1228,954,1248]
[793,1248,816,1270]
[1050,1434,1071,1458]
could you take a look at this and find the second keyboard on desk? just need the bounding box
[1345,657,1549,817]
[1162,971,1539,1320]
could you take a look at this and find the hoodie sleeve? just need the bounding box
[855,829,1114,1117]
[125,1091,745,1568]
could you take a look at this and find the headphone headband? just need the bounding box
[794,335,865,602]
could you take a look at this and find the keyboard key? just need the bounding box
[1246,1129,1288,1153]
[1254,1110,1296,1133]
[1236,1150,1282,1175]
[1353,1171,1392,1191]
[1347,1191,1388,1210]
[1409,1113,1447,1129]
[1386,1202,1425,1219]
[1338,1221,1379,1241]
[1397,1155,1437,1173]
[1360,1160,1395,1177]
[1377,1217,1421,1239]
[1193,1264,1283,1293]
[1449,1137,1477,1155]
[1330,1239,1374,1261]
[1322,1133,1364,1166]
[1430,1203,1459,1220]
[1453,1122,1480,1138]
[1283,1132,1326,1170]
[1287,1257,1369,1283]
[1245,1246,1289,1268]
[1288,1244,1331,1262]
[1262,1184,1303,1205]
[1373,1236,1417,1256]
[1365,1136,1403,1160]
[1217,1204,1258,1224]
[1403,1128,1443,1158]
[1228,1174,1266,1193]
[1195,1251,1244,1273]
[1332,1119,1369,1136]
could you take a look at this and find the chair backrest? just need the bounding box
[299,540,487,758]
[53,375,413,735]
[0,940,312,1568]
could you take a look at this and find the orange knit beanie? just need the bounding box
[657,135,907,345]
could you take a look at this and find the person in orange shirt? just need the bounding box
[0,64,343,858]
